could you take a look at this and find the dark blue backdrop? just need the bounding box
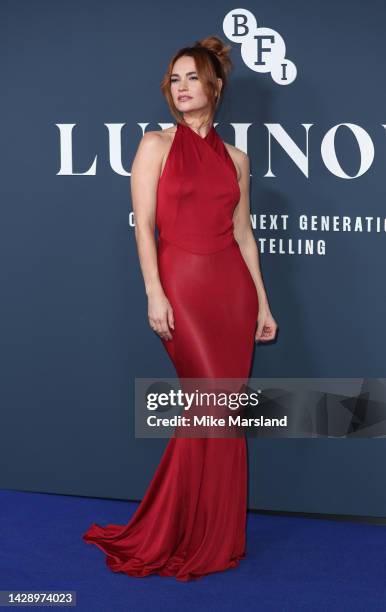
[1,0,385,516]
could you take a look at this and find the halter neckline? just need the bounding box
[178,122,214,140]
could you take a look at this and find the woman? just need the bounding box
[83,35,278,582]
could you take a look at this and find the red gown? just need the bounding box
[82,122,259,582]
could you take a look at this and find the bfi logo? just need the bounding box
[223,8,297,85]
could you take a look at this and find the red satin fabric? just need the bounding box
[156,122,240,255]
[82,122,259,582]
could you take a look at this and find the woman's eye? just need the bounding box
[170,76,198,83]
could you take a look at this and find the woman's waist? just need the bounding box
[157,230,238,255]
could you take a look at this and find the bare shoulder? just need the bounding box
[137,127,176,161]
[141,126,176,146]
[159,125,177,137]
[223,142,249,182]
[133,127,175,169]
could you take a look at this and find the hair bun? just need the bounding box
[194,35,233,76]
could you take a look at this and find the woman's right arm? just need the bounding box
[130,132,174,341]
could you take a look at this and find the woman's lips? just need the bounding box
[178,96,192,101]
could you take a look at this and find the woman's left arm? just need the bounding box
[232,150,278,343]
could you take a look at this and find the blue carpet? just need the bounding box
[0,489,385,611]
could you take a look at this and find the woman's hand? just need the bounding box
[148,288,174,341]
[255,306,278,343]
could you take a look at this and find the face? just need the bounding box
[170,55,221,119]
